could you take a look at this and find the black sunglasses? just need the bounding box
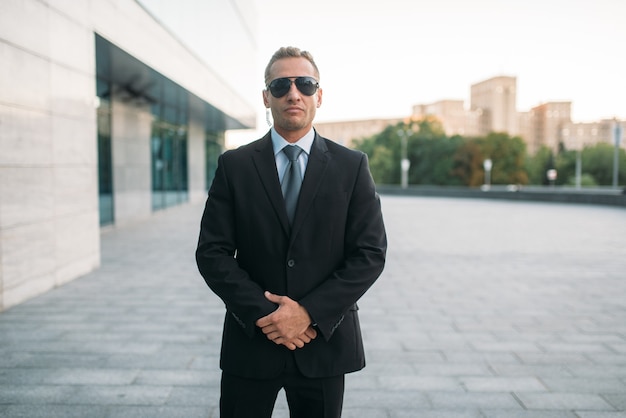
[266,77,319,98]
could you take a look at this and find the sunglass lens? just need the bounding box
[295,77,318,96]
[269,78,291,98]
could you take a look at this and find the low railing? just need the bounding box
[376,184,626,208]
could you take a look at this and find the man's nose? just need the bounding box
[285,81,300,99]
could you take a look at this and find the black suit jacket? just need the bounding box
[196,131,387,379]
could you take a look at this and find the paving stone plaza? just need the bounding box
[1,195,625,417]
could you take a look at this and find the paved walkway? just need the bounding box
[1,196,625,418]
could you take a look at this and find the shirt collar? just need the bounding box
[271,127,315,156]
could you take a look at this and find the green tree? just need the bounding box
[357,119,626,188]
[581,143,626,186]
[368,145,395,184]
[451,139,484,186]
[407,120,462,185]
[554,149,577,186]
[477,133,528,185]
[354,124,402,184]
[525,145,552,185]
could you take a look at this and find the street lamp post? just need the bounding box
[575,148,582,189]
[397,127,412,189]
[613,119,622,189]
[574,133,582,189]
[482,158,492,190]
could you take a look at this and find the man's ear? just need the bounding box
[262,89,270,108]
[316,88,323,108]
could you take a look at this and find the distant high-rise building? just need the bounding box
[412,100,468,136]
[561,119,625,151]
[470,76,518,136]
[529,102,572,153]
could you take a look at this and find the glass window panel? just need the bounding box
[163,105,177,124]
[149,83,190,211]
[96,77,114,226]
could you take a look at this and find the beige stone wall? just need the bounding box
[0,0,100,310]
[187,98,209,204]
[109,99,153,226]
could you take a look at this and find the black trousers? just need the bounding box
[220,354,345,418]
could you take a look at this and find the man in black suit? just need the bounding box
[196,46,387,418]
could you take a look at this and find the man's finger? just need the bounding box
[264,331,279,341]
[255,314,271,328]
[283,341,297,350]
[304,326,317,339]
[264,291,283,304]
[259,324,277,335]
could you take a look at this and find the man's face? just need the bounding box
[263,57,322,141]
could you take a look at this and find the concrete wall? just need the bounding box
[110,99,153,225]
[188,100,208,204]
[0,0,100,310]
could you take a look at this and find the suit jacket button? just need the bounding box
[287,259,295,267]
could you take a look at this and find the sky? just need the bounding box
[230,0,625,145]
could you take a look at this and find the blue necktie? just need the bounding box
[281,145,303,225]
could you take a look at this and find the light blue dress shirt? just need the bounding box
[271,127,315,185]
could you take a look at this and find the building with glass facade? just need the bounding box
[0,0,257,310]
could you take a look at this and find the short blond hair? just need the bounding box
[264,46,320,85]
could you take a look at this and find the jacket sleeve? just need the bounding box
[195,153,276,338]
[299,152,387,340]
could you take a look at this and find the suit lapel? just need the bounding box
[291,134,329,236]
[251,133,291,234]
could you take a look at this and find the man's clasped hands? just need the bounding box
[255,291,318,350]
